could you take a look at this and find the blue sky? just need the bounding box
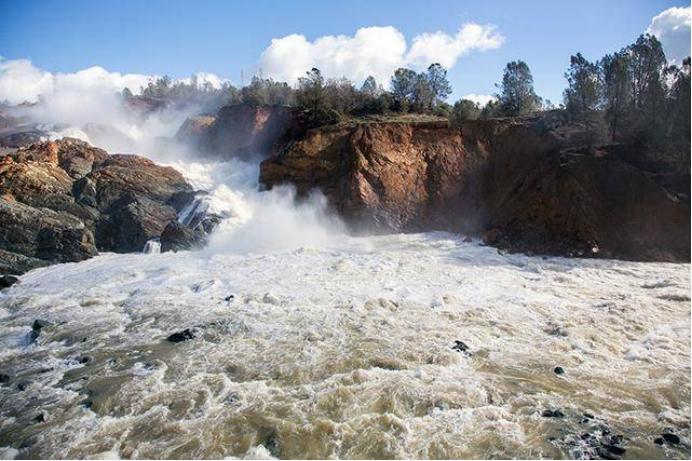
[0,0,689,103]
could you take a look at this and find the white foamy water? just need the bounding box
[0,234,689,459]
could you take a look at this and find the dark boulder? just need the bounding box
[167,329,195,343]
[0,274,19,289]
[160,221,206,252]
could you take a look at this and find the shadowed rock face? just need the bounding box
[176,104,299,160]
[0,138,193,274]
[260,116,690,262]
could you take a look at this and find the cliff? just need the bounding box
[260,115,690,262]
[176,104,300,160]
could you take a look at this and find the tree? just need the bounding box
[663,57,691,143]
[121,87,134,99]
[600,52,631,141]
[426,63,452,108]
[326,77,358,114]
[452,99,481,125]
[479,100,500,119]
[296,68,336,125]
[390,68,417,111]
[411,73,433,112]
[496,60,541,116]
[361,76,382,98]
[563,53,601,124]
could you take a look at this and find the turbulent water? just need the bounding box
[0,231,690,459]
[0,122,690,459]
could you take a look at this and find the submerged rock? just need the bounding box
[542,409,565,418]
[160,221,206,253]
[451,340,471,354]
[554,366,565,375]
[661,433,681,445]
[0,274,19,289]
[167,329,196,343]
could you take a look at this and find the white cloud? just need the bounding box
[406,24,505,69]
[259,23,504,86]
[177,72,229,89]
[460,93,496,107]
[0,58,54,105]
[647,6,691,65]
[0,57,153,105]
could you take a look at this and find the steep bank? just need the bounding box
[260,115,690,262]
[176,104,300,160]
[0,139,196,274]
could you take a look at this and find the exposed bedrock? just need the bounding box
[0,138,197,274]
[176,104,300,160]
[259,115,690,262]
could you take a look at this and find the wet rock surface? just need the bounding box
[0,274,19,289]
[0,138,194,273]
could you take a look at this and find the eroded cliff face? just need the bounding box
[0,138,195,274]
[177,104,300,160]
[261,120,488,233]
[260,116,691,262]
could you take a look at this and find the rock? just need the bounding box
[482,229,503,246]
[0,131,46,148]
[542,409,565,418]
[167,329,195,343]
[178,104,300,160]
[554,366,565,375]
[32,319,54,331]
[260,118,479,234]
[0,139,194,273]
[451,340,471,354]
[260,115,690,262]
[596,446,622,460]
[0,274,19,289]
[662,433,680,445]
[0,374,9,383]
[33,411,47,423]
[463,235,472,243]
[17,381,28,391]
[160,221,206,253]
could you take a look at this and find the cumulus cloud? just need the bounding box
[259,23,504,86]
[0,58,54,105]
[0,57,153,106]
[647,6,691,65]
[406,24,505,68]
[0,58,228,107]
[460,93,496,107]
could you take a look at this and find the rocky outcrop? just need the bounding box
[0,138,195,274]
[260,115,690,262]
[177,104,300,159]
[261,119,484,233]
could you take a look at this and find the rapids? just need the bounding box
[0,231,689,459]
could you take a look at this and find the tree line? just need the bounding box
[123,32,689,148]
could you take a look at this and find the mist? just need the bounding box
[0,58,349,257]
